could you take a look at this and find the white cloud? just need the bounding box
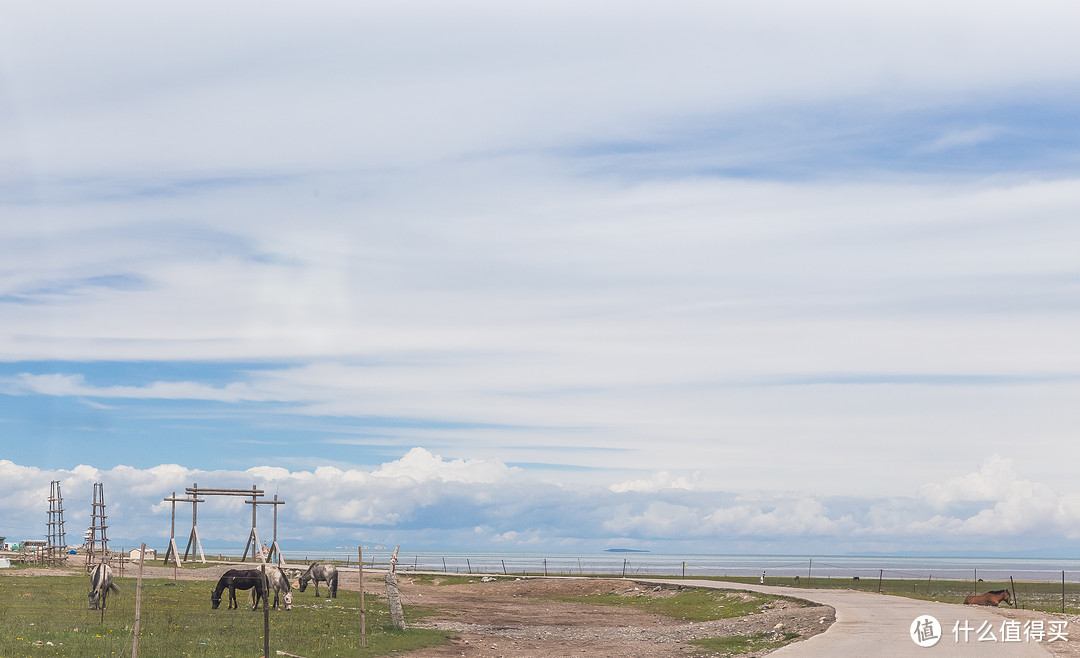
[2,451,1080,553]
[917,125,1002,153]
[610,471,697,493]
[918,454,1020,508]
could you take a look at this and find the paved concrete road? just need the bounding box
[645,578,1054,656]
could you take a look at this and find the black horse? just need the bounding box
[298,562,338,598]
[211,569,268,610]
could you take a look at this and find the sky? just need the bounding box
[2,0,1080,557]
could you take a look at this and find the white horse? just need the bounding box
[88,563,120,610]
[298,562,338,598]
[252,566,293,609]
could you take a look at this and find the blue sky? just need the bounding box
[3,0,1080,556]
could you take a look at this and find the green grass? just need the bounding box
[0,573,448,657]
[689,631,801,656]
[552,587,793,622]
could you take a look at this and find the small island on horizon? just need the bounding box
[604,548,650,553]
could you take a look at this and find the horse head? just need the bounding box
[210,589,222,609]
[88,589,100,610]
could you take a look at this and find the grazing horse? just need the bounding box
[252,566,293,610]
[211,569,268,610]
[964,589,1012,606]
[298,562,338,598]
[88,563,120,610]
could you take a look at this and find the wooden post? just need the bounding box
[808,559,812,581]
[926,574,932,595]
[502,559,507,575]
[262,565,270,658]
[543,559,547,577]
[1063,571,1066,613]
[974,568,978,594]
[131,543,146,658]
[877,569,883,594]
[359,547,366,648]
[466,558,471,574]
[1010,576,1017,608]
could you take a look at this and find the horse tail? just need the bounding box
[109,582,121,594]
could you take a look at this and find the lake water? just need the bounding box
[198,546,1080,583]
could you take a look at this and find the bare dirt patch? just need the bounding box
[393,576,835,658]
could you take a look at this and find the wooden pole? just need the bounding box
[877,569,883,594]
[131,543,146,658]
[262,565,270,658]
[808,559,812,581]
[1063,571,1066,613]
[359,547,366,648]
[1010,576,1017,608]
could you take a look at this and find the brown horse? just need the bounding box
[964,589,1012,606]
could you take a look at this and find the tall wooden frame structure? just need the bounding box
[45,480,67,565]
[162,490,205,566]
[85,482,110,570]
[162,483,286,566]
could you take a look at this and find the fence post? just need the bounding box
[262,564,270,658]
[1010,576,1017,608]
[543,559,547,577]
[359,547,366,648]
[878,570,883,594]
[502,559,507,575]
[1063,571,1066,613]
[131,542,146,658]
[622,559,627,577]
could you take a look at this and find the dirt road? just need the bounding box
[646,578,1076,657]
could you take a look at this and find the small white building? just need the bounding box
[129,548,157,561]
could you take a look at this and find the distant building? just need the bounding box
[129,547,157,561]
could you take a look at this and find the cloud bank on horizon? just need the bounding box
[2,1,1080,554]
[4,450,1080,555]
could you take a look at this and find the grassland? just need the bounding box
[552,587,785,621]
[0,572,446,657]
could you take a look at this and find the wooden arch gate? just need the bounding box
[163,484,286,567]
